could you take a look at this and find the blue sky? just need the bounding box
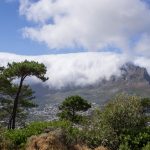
[1,0,150,56]
[0,0,88,55]
[0,0,46,55]
[0,0,78,55]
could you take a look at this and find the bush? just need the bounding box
[63,126,81,145]
[80,94,147,150]
[119,143,130,150]
[74,109,119,149]
[101,94,145,135]
[120,126,150,150]
[142,142,150,150]
[4,120,71,147]
[0,127,13,150]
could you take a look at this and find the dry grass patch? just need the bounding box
[73,144,91,150]
[26,130,67,150]
[95,146,108,150]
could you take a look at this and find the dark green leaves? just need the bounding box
[59,95,91,112]
[58,95,91,123]
[0,60,48,128]
[3,60,48,82]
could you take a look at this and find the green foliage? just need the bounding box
[63,125,81,146]
[0,126,13,150]
[1,102,149,149]
[0,66,11,92]
[120,127,150,150]
[0,85,37,127]
[1,90,149,149]
[3,60,48,81]
[79,110,119,149]
[4,121,71,147]
[119,143,131,150]
[141,98,150,108]
[0,60,48,129]
[79,94,147,150]
[102,94,145,135]
[58,95,91,123]
[142,142,150,150]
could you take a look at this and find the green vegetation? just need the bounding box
[141,97,150,108]
[142,142,150,150]
[6,121,70,145]
[101,94,145,135]
[71,94,150,150]
[0,121,72,149]
[0,60,150,150]
[119,143,130,150]
[58,95,91,123]
[0,94,150,150]
[0,60,48,129]
[0,85,38,128]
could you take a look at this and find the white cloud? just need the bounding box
[134,56,150,73]
[19,0,150,55]
[0,52,129,89]
[1,52,150,89]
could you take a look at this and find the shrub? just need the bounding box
[142,142,150,150]
[4,120,71,147]
[0,127,13,150]
[76,109,119,149]
[81,94,147,150]
[101,94,145,136]
[119,143,130,150]
[120,126,150,150]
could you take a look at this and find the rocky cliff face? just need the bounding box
[28,63,150,121]
[32,63,150,107]
[120,63,150,83]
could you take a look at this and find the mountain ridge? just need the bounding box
[30,62,150,108]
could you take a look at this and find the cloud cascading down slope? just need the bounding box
[1,52,150,89]
[0,52,127,89]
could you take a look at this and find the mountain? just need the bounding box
[31,62,150,108]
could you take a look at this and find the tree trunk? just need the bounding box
[72,108,75,122]
[8,77,24,129]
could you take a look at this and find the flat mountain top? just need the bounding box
[32,63,150,107]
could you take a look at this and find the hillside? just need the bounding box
[32,62,150,107]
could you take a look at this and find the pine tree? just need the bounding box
[1,60,48,129]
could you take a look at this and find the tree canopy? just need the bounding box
[3,60,48,81]
[58,95,91,123]
[0,60,48,129]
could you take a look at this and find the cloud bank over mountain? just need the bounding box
[1,52,150,89]
[2,1,150,89]
[19,0,150,56]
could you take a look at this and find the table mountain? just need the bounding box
[31,62,150,107]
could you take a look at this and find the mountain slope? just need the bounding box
[31,63,150,108]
